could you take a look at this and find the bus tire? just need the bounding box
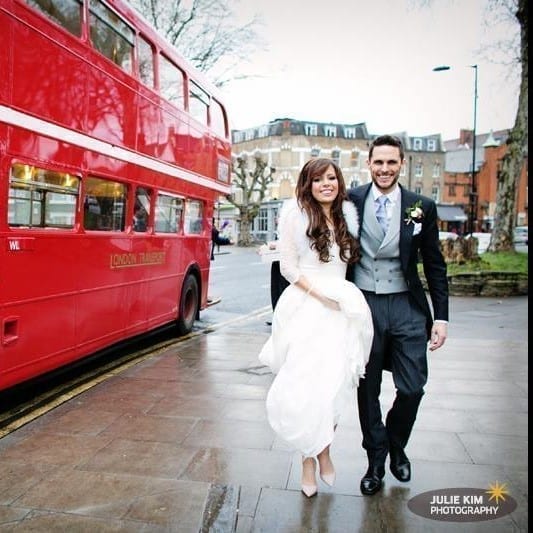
[177,274,199,336]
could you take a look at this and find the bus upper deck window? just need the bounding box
[89,0,134,73]
[138,36,155,88]
[26,0,83,36]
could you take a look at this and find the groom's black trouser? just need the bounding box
[358,291,428,466]
[270,260,290,311]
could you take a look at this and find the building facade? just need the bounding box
[228,118,446,241]
[442,129,528,232]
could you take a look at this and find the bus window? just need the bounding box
[155,194,183,233]
[189,81,209,125]
[133,187,151,232]
[183,200,203,235]
[8,164,79,228]
[89,0,134,73]
[138,35,155,88]
[159,55,184,108]
[84,176,126,231]
[210,99,228,138]
[26,0,83,36]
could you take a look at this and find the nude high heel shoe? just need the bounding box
[301,457,318,498]
[318,454,336,487]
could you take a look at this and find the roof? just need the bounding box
[445,147,484,173]
[437,205,468,222]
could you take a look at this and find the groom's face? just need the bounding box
[367,145,404,194]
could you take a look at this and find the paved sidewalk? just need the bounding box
[0,296,528,532]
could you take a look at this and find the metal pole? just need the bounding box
[469,65,478,235]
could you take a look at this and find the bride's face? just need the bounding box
[311,165,339,206]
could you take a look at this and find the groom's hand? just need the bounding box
[429,322,447,351]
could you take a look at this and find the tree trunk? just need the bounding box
[489,0,528,252]
[238,210,255,246]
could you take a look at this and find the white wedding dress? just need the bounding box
[259,200,373,457]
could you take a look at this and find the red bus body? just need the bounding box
[0,0,231,390]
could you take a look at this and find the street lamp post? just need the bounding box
[433,64,478,234]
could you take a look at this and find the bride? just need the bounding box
[259,158,373,497]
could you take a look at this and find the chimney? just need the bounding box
[459,129,473,147]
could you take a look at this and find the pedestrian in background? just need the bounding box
[259,158,373,498]
[348,135,448,496]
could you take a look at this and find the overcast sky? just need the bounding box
[220,0,520,140]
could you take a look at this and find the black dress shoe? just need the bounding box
[360,464,385,496]
[389,446,411,482]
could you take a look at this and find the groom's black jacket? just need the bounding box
[346,184,449,340]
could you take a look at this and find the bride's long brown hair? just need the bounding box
[295,158,359,264]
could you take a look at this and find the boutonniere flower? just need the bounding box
[404,200,424,225]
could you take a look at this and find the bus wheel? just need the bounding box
[177,274,199,335]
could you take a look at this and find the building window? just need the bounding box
[415,162,423,177]
[305,124,318,136]
[258,125,269,137]
[344,127,356,139]
[245,129,255,141]
[427,139,437,151]
[449,184,456,197]
[233,131,243,143]
[432,162,441,178]
[253,207,268,232]
[431,185,440,202]
[414,183,422,195]
[310,146,321,157]
[325,125,336,137]
[413,138,423,150]
[331,149,340,166]
[350,149,359,167]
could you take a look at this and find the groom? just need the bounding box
[348,135,449,496]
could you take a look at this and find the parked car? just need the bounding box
[438,231,459,241]
[466,232,491,254]
[513,226,528,245]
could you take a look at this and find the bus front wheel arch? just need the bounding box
[176,274,199,335]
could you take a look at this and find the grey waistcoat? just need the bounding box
[355,193,408,294]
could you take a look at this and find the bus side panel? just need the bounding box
[86,55,138,149]
[0,234,78,389]
[159,105,189,170]
[75,234,131,349]
[0,4,12,106]
[189,121,212,179]
[134,236,182,328]
[136,90,162,159]
[10,3,88,134]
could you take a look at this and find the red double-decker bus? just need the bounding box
[0,0,231,390]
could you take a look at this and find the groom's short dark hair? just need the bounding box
[369,135,405,160]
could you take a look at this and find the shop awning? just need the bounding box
[437,205,468,222]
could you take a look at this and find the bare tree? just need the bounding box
[489,0,528,251]
[417,0,527,251]
[226,153,275,246]
[129,0,263,86]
